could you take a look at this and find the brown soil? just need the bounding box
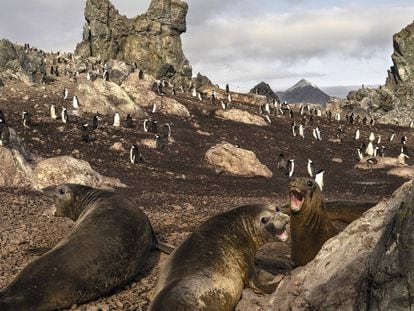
[0,76,410,310]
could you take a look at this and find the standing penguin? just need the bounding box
[81,123,90,142]
[277,153,287,171]
[155,134,164,150]
[355,129,360,140]
[365,142,375,157]
[369,132,375,142]
[72,96,79,109]
[22,111,31,128]
[113,112,120,127]
[92,114,100,130]
[63,88,68,100]
[163,123,171,138]
[314,169,325,191]
[287,159,295,178]
[299,124,305,139]
[291,122,297,137]
[126,114,133,128]
[50,105,57,120]
[143,119,150,132]
[151,120,158,134]
[307,159,315,178]
[130,144,144,164]
[61,108,68,124]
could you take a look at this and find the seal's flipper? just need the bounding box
[25,247,52,256]
[156,240,175,255]
[247,266,280,294]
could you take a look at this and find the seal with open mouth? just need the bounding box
[149,204,290,311]
[0,184,173,310]
[289,177,339,266]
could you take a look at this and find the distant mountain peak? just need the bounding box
[279,79,330,106]
[288,79,319,91]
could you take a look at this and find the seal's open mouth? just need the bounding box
[290,189,304,212]
[274,228,289,242]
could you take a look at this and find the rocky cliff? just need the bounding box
[250,82,280,101]
[75,0,192,86]
[335,21,414,125]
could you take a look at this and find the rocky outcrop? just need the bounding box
[121,75,190,117]
[0,39,46,84]
[237,180,413,310]
[76,79,147,117]
[32,156,125,190]
[250,82,279,101]
[387,165,414,179]
[192,72,214,91]
[215,109,268,126]
[361,182,414,310]
[204,142,272,178]
[354,157,405,170]
[75,0,192,87]
[334,21,414,125]
[386,21,414,90]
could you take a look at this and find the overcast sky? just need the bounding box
[0,0,413,94]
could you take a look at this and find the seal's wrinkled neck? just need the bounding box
[72,188,103,220]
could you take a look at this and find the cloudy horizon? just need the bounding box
[0,0,413,96]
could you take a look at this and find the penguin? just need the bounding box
[192,88,197,97]
[197,92,202,101]
[354,129,360,140]
[299,105,305,115]
[277,153,287,170]
[81,123,90,142]
[226,84,230,93]
[312,128,318,140]
[155,134,164,150]
[287,159,295,178]
[291,122,297,137]
[103,70,110,81]
[264,115,272,124]
[401,136,408,145]
[335,113,341,121]
[0,125,10,147]
[366,158,378,169]
[362,117,368,125]
[307,159,315,178]
[151,120,158,134]
[221,101,227,110]
[86,72,91,81]
[376,135,381,145]
[349,114,354,124]
[378,145,386,157]
[227,93,232,103]
[113,112,121,127]
[314,169,325,191]
[49,104,57,120]
[299,124,305,139]
[409,121,414,128]
[163,123,171,138]
[336,126,343,139]
[369,132,375,142]
[143,119,150,132]
[370,119,375,126]
[126,114,133,128]
[22,111,31,128]
[130,144,144,164]
[0,110,5,124]
[172,88,176,96]
[357,148,364,161]
[289,110,294,119]
[264,103,270,114]
[389,133,396,142]
[72,96,79,109]
[138,69,144,80]
[401,145,409,157]
[315,126,322,141]
[92,114,100,130]
[61,108,68,124]
[152,103,157,114]
[365,142,375,157]
[63,88,68,100]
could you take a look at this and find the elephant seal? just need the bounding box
[149,204,290,311]
[289,177,339,266]
[0,184,172,311]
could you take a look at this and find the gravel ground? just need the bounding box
[0,77,410,310]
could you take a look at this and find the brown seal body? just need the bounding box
[289,177,339,266]
[149,204,290,311]
[0,184,160,311]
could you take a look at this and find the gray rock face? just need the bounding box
[0,39,46,83]
[386,21,414,90]
[361,186,414,310]
[75,0,192,87]
[250,82,279,101]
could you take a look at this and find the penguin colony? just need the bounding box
[1,47,413,310]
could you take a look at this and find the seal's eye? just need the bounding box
[261,217,270,224]
[58,188,66,195]
[276,207,281,213]
[307,181,313,187]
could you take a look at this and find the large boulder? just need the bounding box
[76,79,147,117]
[32,156,125,190]
[215,109,268,126]
[204,142,272,178]
[0,147,32,188]
[354,157,405,170]
[236,180,414,310]
[75,0,192,87]
[121,75,190,117]
[0,39,46,84]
